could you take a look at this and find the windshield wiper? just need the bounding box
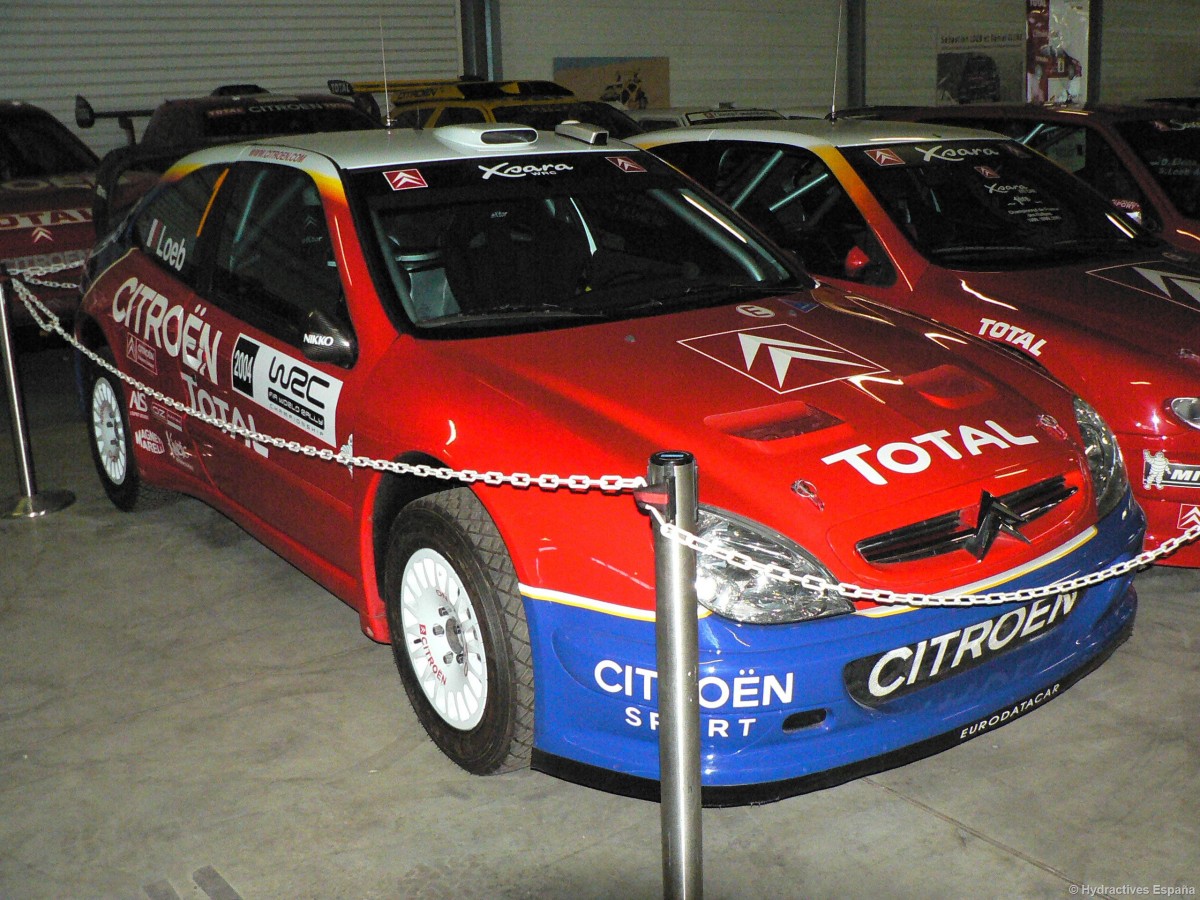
[418,303,607,327]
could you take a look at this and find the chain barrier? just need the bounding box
[7,268,646,494]
[646,505,1199,608]
[8,263,1199,606]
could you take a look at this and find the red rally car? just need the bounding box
[635,118,1200,566]
[75,123,1142,804]
[1,100,98,329]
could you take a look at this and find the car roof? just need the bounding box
[637,116,1008,149]
[207,123,637,170]
[350,78,575,105]
[876,102,1200,123]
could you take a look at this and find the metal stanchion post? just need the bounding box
[0,275,74,518]
[640,450,703,900]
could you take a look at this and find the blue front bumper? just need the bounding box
[525,491,1145,805]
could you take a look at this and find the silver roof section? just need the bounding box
[632,116,1009,151]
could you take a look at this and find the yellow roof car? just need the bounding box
[328,77,644,138]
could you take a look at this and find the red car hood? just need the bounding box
[0,172,95,273]
[920,252,1200,359]
[391,287,1098,589]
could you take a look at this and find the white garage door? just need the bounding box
[1,1,464,156]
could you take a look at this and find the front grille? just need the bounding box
[856,476,1077,565]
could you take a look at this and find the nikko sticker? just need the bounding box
[231,334,343,446]
[679,324,888,394]
[606,156,646,173]
[385,169,428,191]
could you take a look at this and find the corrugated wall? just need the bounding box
[497,0,849,111]
[1,0,464,156]
[500,1,1200,111]
[1100,0,1200,102]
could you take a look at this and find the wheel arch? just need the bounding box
[367,450,462,633]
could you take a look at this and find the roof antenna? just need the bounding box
[829,0,845,121]
[379,13,394,127]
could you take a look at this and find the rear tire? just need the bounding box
[384,488,534,774]
[84,350,173,511]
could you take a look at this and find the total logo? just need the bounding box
[679,324,888,394]
[822,419,1039,485]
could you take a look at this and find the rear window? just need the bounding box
[0,110,97,177]
[202,101,376,139]
[1114,116,1200,218]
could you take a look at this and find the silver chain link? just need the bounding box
[647,505,1196,607]
[9,266,1197,606]
[6,271,646,494]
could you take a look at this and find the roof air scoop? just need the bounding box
[434,124,539,149]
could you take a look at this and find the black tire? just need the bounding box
[383,488,534,774]
[84,350,173,511]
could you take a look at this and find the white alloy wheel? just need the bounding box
[91,375,128,486]
[399,546,489,731]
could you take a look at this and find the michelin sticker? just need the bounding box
[1143,449,1200,489]
[231,335,342,446]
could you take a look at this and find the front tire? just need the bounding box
[84,350,172,511]
[384,488,534,774]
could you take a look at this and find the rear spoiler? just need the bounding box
[75,95,155,146]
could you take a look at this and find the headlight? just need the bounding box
[694,507,851,624]
[1169,397,1200,431]
[1073,397,1128,518]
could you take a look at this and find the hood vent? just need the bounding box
[705,401,843,442]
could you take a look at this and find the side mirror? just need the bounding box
[300,309,357,367]
[75,95,95,129]
[844,245,872,279]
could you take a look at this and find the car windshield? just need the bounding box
[202,102,376,139]
[495,102,644,139]
[0,110,97,178]
[1113,115,1200,218]
[350,150,803,335]
[844,138,1156,268]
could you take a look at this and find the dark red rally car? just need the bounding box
[869,103,1200,256]
[1,100,98,330]
[636,117,1200,564]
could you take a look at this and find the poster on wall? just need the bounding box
[934,28,1025,105]
[552,57,669,109]
[1025,0,1089,104]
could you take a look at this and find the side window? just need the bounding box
[433,105,488,126]
[1023,122,1088,174]
[661,142,893,285]
[1022,122,1157,229]
[389,106,435,129]
[211,163,345,344]
[131,164,226,289]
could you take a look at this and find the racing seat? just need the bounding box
[443,202,588,313]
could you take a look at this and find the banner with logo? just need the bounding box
[1025,0,1088,104]
[552,56,669,110]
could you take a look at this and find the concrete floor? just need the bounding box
[2,344,1198,900]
